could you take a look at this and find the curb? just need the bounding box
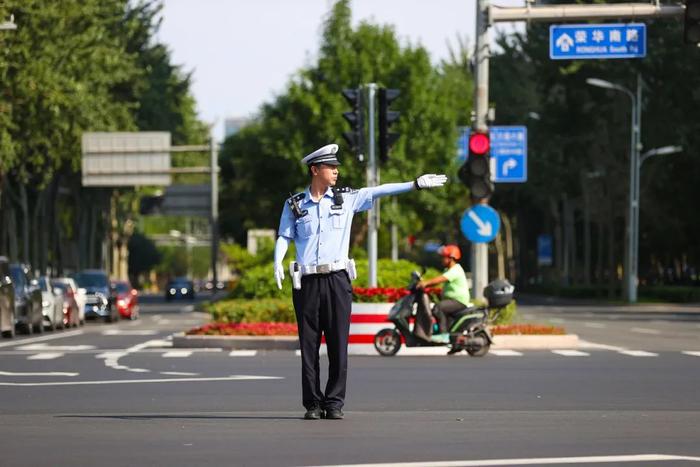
[172,332,579,351]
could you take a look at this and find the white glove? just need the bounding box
[415,174,448,189]
[274,263,285,290]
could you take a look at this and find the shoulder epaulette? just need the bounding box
[332,186,354,194]
[287,192,305,203]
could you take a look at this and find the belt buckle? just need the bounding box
[316,264,331,274]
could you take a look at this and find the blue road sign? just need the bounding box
[550,23,646,60]
[461,205,500,244]
[491,126,527,183]
[537,234,553,266]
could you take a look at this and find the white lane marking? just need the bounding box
[618,350,658,357]
[0,371,78,376]
[0,375,283,387]
[101,330,159,336]
[0,330,84,348]
[140,339,171,348]
[96,352,123,360]
[295,350,302,357]
[183,305,194,312]
[548,318,566,324]
[17,343,95,351]
[577,340,628,351]
[162,351,192,358]
[229,350,257,357]
[630,327,660,335]
[27,352,64,360]
[682,351,700,357]
[584,322,606,329]
[489,349,523,356]
[551,350,590,357]
[160,371,199,376]
[303,453,700,467]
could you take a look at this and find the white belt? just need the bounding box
[301,260,347,276]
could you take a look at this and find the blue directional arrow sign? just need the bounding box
[491,126,527,183]
[550,23,646,60]
[460,205,500,244]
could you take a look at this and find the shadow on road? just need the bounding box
[55,414,300,421]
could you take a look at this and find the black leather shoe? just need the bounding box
[447,346,462,355]
[325,408,344,420]
[304,407,323,420]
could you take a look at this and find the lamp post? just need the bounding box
[586,75,641,302]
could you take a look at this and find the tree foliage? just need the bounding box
[219,0,474,248]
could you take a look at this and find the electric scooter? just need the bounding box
[373,272,514,357]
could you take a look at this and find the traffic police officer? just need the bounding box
[274,143,447,420]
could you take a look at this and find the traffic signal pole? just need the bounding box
[367,83,378,287]
[472,0,490,301]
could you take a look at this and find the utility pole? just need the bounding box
[210,136,219,286]
[471,0,491,301]
[367,83,378,287]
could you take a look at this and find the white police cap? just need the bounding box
[301,144,341,166]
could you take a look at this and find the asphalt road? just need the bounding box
[0,294,699,467]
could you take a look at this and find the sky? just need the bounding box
[157,0,525,141]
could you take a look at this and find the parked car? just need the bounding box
[0,257,15,338]
[51,278,82,328]
[9,263,43,334]
[165,277,195,301]
[73,270,118,322]
[37,276,64,331]
[111,280,139,320]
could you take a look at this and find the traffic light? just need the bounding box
[378,88,400,163]
[685,0,700,45]
[458,130,493,201]
[341,88,364,155]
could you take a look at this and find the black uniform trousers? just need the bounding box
[292,270,352,411]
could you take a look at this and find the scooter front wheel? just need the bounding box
[374,328,402,356]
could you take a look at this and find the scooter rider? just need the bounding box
[416,245,471,339]
[274,143,447,420]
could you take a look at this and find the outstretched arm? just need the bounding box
[352,174,448,212]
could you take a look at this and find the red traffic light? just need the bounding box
[469,132,490,155]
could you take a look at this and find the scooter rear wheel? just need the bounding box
[466,330,490,357]
[374,328,401,356]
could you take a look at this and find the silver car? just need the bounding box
[38,276,65,331]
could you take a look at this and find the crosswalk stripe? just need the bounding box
[229,350,257,357]
[551,350,590,357]
[490,349,523,356]
[27,352,64,360]
[162,351,192,358]
[682,351,700,357]
[630,327,660,335]
[618,350,658,357]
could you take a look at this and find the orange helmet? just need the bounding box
[438,244,461,261]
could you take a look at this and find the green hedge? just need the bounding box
[204,298,296,323]
[639,285,700,303]
[231,258,441,300]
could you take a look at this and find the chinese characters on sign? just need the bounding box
[550,23,646,60]
[491,126,527,183]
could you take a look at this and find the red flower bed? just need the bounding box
[352,286,442,303]
[491,324,566,335]
[187,322,297,336]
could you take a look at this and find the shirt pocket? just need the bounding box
[295,217,313,238]
[330,209,345,229]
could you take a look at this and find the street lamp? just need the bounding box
[640,145,683,167]
[586,75,641,303]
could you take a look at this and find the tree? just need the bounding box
[219,0,474,252]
